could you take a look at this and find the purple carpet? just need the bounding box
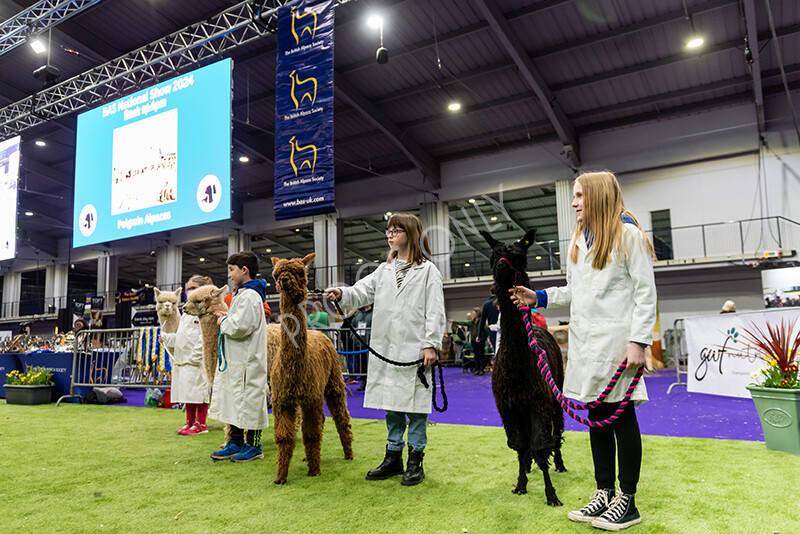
[113,368,765,441]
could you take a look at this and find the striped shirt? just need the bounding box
[394,259,412,288]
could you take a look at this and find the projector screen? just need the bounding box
[0,135,21,261]
[73,58,232,247]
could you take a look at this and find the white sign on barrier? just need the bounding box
[685,308,800,398]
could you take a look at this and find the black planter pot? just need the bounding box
[4,385,54,405]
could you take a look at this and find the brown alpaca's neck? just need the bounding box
[278,295,307,354]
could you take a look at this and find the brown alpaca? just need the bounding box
[270,253,354,484]
[154,287,182,334]
[182,285,229,386]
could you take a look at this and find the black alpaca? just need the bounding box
[481,229,566,507]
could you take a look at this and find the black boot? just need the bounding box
[401,447,425,486]
[365,447,404,480]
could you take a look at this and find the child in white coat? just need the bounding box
[161,274,213,435]
[512,172,656,531]
[208,251,270,463]
[325,213,446,486]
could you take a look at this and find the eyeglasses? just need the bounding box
[385,228,405,237]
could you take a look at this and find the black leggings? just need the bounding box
[588,402,642,495]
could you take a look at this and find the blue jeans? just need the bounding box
[386,411,427,451]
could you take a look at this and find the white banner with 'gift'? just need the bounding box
[685,308,800,398]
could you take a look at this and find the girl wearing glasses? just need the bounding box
[324,213,446,486]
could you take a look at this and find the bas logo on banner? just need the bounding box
[289,136,317,176]
[291,6,317,43]
[290,70,317,109]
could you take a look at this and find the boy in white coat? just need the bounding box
[209,251,270,463]
[513,172,656,531]
[161,274,213,435]
[325,213,446,486]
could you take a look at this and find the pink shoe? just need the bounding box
[177,422,193,436]
[185,423,208,435]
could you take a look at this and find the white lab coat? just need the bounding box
[208,288,269,429]
[339,260,446,414]
[544,223,656,404]
[162,313,210,404]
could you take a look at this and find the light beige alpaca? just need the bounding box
[154,287,182,334]
[182,285,228,385]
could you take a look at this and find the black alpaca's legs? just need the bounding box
[534,449,562,507]
[553,445,567,473]
[552,398,567,473]
[512,449,532,494]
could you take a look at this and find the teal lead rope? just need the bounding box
[217,330,228,372]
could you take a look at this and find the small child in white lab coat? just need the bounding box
[161,274,213,435]
[208,251,270,463]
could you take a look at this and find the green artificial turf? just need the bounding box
[1,401,798,533]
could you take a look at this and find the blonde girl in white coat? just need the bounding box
[161,274,213,435]
[324,213,446,486]
[512,172,656,532]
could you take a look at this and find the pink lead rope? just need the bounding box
[519,306,644,428]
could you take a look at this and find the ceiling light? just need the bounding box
[490,216,497,221]
[367,15,383,29]
[468,199,476,204]
[265,248,272,253]
[357,259,364,263]
[238,155,249,163]
[686,37,703,49]
[554,251,560,255]
[29,38,46,54]
[295,228,300,232]
[25,211,34,216]
[199,257,206,262]
[448,102,461,112]
[385,211,392,216]
[266,282,271,286]
[535,256,542,260]
[464,263,470,267]
[35,140,46,147]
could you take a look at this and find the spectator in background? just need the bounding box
[720,300,736,314]
[348,304,373,391]
[307,300,330,329]
[477,291,499,370]
[449,311,471,365]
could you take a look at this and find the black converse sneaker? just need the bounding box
[567,488,615,523]
[592,492,641,531]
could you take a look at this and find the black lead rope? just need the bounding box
[310,289,447,412]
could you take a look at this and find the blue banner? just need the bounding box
[274,0,335,220]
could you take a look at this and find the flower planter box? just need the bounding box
[4,385,54,405]
[747,385,800,455]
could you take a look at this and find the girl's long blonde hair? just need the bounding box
[569,171,655,269]
[387,213,431,265]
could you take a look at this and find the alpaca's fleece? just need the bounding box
[182,285,228,385]
[154,287,182,334]
[269,253,353,484]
